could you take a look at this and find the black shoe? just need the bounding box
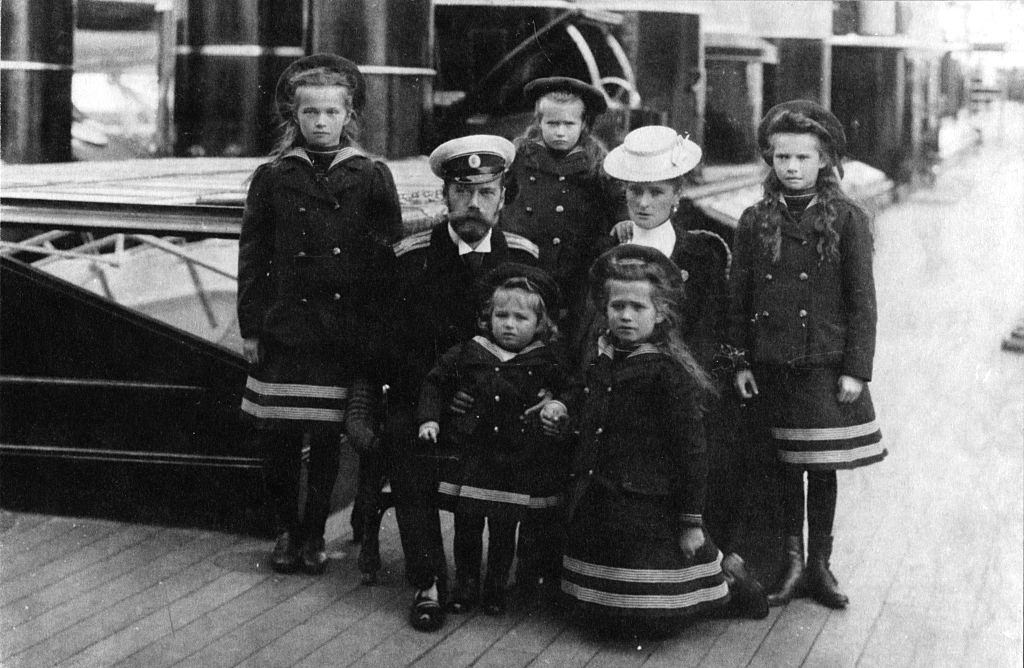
[805,535,849,609]
[721,552,769,619]
[767,535,805,606]
[270,530,300,574]
[299,536,329,575]
[447,576,479,614]
[410,588,445,632]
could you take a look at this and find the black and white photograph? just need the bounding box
[1,0,1022,665]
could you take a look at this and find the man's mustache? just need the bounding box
[449,210,490,227]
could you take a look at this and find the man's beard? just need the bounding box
[449,210,494,243]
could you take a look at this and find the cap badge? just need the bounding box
[468,154,481,168]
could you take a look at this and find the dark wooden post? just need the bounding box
[173,0,305,157]
[310,0,434,158]
[1,0,74,163]
[632,12,703,145]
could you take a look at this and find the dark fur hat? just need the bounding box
[275,53,366,118]
[758,99,847,177]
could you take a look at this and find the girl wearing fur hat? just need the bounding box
[502,77,626,344]
[559,245,732,636]
[727,100,886,609]
[237,54,402,575]
[603,126,769,619]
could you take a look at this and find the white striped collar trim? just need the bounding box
[283,146,366,170]
[771,420,880,441]
[473,335,544,361]
[597,335,660,360]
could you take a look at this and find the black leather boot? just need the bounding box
[766,535,805,606]
[805,534,849,609]
[721,552,769,619]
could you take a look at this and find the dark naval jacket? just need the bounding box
[727,197,877,380]
[237,148,402,360]
[387,220,540,406]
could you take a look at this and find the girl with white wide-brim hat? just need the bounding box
[599,125,770,620]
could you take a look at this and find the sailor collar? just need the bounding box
[597,335,660,360]
[473,335,544,362]
[283,146,366,171]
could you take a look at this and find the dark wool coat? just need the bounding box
[726,197,877,380]
[502,141,625,303]
[417,337,571,515]
[237,149,402,362]
[663,221,731,373]
[387,221,539,407]
[567,340,708,528]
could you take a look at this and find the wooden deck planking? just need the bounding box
[525,626,602,667]
[3,530,238,663]
[235,581,406,668]
[0,523,160,607]
[172,541,396,668]
[113,572,317,667]
[1,518,121,580]
[1,528,220,634]
[61,569,267,668]
[12,552,233,668]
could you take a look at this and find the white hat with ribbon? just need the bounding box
[603,126,702,182]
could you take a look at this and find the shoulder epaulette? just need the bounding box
[687,229,732,279]
[393,230,432,257]
[504,232,540,259]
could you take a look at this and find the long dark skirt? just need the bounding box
[561,485,729,621]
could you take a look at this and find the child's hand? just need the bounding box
[836,375,864,403]
[610,220,635,243]
[449,390,475,415]
[242,337,261,365]
[522,389,555,417]
[734,369,759,399]
[539,401,570,437]
[418,421,439,443]
[679,527,705,560]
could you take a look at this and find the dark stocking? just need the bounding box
[806,470,837,537]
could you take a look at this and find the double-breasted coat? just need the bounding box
[237,148,402,426]
[502,141,625,319]
[560,338,730,620]
[417,336,571,521]
[726,197,885,470]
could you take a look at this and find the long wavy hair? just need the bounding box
[514,92,607,177]
[756,112,868,264]
[589,258,715,399]
[270,67,362,163]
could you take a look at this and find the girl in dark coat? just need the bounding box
[417,265,570,615]
[602,126,768,618]
[728,100,886,609]
[502,77,625,341]
[237,54,402,575]
[560,245,731,636]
